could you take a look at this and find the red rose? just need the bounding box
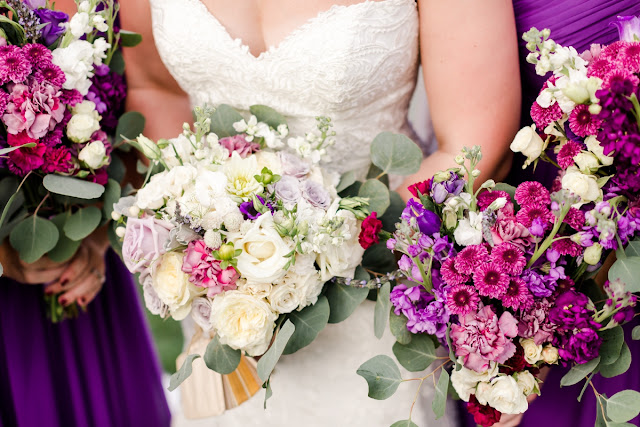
[467,394,502,427]
[358,212,383,249]
[407,178,432,198]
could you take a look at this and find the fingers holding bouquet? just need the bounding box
[0,242,67,284]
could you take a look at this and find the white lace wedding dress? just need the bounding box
[150,0,453,425]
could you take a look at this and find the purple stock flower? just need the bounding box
[87,64,127,133]
[402,199,442,235]
[523,269,556,298]
[390,284,450,341]
[549,290,600,331]
[557,328,602,364]
[431,171,464,203]
[34,8,68,45]
[612,16,640,42]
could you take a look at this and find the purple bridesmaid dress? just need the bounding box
[459,1,640,426]
[0,251,171,427]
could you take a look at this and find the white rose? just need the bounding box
[239,280,273,298]
[52,40,95,94]
[510,125,545,167]
[78,140,107,169]
[315,210,365,281]
[515,371,539,397]
[541,345,559,364]
[574,152,600,173]
[584,243,603,265]
[561,167,602,204]
[485,376,528,415]
[210,291,277,356]
[69,12,91,38]
[521,338,543,364]
[67,101,101,143]
[291,254,323,309]
[191,297,214,331]
[268,282,301,314]
[152,252,203,320]
[227,213,292,283]
[454,211,483,247]
[585,136,613,166]
[450,360,499,402]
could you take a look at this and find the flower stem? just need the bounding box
[526,206,570,268]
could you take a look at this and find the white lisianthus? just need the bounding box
[52,39,95,94]
[153,252,203,320]
[223,152,263,200]
[78,140,107,169]
[541,345,559,364]
[135,134,162,160]
[210,291,277,356]
[454,211,483,247]
[561,166,602,205]
[485,376,528,415]
[574,152,600,173]
[67,101,101,143]
[584,243,603,265]
[511,125,546,167]
[451,360,500,402]
[520,338,543,364]
[227,213,292,283]
[515,371,539,397]
[315,210,365,281]
[585,136,614,166]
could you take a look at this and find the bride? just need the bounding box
[122,0,521,425]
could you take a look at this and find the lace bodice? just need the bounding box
[151,0,421,178]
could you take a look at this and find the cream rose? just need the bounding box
[152,252,203,320]
[521,338,543,364]
[485,376,528,414]
[239,280,273,298]
[510,125,545,167]
[78,140,107,169]
[515,371,539,397]
[451,360,500,402]
[210,291,277,356]
[67,101,101,143]
[227,213,292,283]
[585,136,613,166]
[268,282,301,314]
[542,345,559,364]
[561,167,602,204]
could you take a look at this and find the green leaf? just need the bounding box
[599,326,624,365]
[119,30,143,47]
[445,324,457,365]
[632,326,640,341]
[43,174,105,199]
[263,378,272,409]
[116,111,146,144]
[493,183,517,199]
[379,191,405,232]
[47,213,81,263]
[370,132,423,176]
[0,142,35,155]
[339,181,362,198]
[63,207,102,241]
[326,282,369,323]
[0,13,26,45]
[257,320,295,382]
[168,354,200,391]
[600,342,631,379]
[366,163,390,188]
[249,105,287,129]
[605,390,640,423]
[363,243,397,274]
[625,240,640,257]
[107,153,126,183]
[283,296,330,355]
[336,171,357,193]
[101,179,121,224]
[9,216,59,264]
[109,49,125,75]
[203,335,241,374]
[433,369,449,419]
[390,421,418,427]
[560,356,601,387]
[392,334,437,372]
[374,282,391,339]
[356,355,403,400]
[608,256,640,292]
[108,222,123,258]
[358,179,390,216]
[209,104,243,137]
[0,188,21,230]
[389,308,412,345]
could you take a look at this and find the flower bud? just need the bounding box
[588,104,602,115]
[471,169,481,178]
[111,211,121,221]
[584,243,603,265]
[541,345,559,364]
[115,226,126,238]
[218,243,236,261]
[455,155,465,165]
[128,205,140,217]
[481,179,496,189]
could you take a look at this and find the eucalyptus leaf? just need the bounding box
[433,370,449,419]
[374,282,391,339]
[63,207,102,241]
[109,49,125,75]
[263,378,272,409]
[0,189,22,230]
[605,390,640,423]
[47,213,81,263]
[339,181,362,198]
[625,240,640,257]
[116,111,146,144]
[445,324,458,366]
[283,296,330,355]
[354,265,371,281]
[209,104,243,137]
[0,142,36,155]
[336,171,357,193]
[370,132,423,176]
[326,283,369,323]
[390,420,418,427]
[203,335,241,374]
[608,256,640,292]
[107,154,126,182]
[102,179,121,224]
[389,308,412,345]
[9,216,59,264]
[379,191,405,232]
[366,164,390,188]
[249,105,287,128]
[599,327,624,365]
[363,243,396,273]
[392,334,437,372]
[356,355,403,400]
[43,174,105,199]
[257,320,295,382]
[119,30,143,47]
[632,326,640,341]
[600,342,631,379]
[358,179,390,216]
[168,354,200,391]
[0,208,27,242]
[560,356,601,387]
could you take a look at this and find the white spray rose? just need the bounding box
[485,376,528,415]
[453,211,483,247]
[152,252,203,320]
[450,360,500,402]
[585,136,613,166]
[239,280,273,298]
[574,152,600,173]
[521,338,543,364]
[515,371,539,397]
[561,166,602,205]
[78,140,107,169]
[67,101,101,143]
[268,282,301,314]
[511,125,545,167]
[542,345,559,364]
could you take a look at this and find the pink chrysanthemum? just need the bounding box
[34,63,65,87]
[477,190,513,211]
[473,262,510,298]
[601,68,640,90]
[446,284,480,316]
[516,205,554,228]
[619,43,640,73]
[564,208,586,230]
[587,57,614,79]
[441,257,469,286]
[490,243,527,276]
[552,239,583,257]
[454,245,489,276]
[514,181,551,207]
[22,44,53,67]
[502,278,532,311]
[0,47,32,84]
[600,41,628,61]
[569,104,602,137]
[557,140,583,169]
[530,101,563,131]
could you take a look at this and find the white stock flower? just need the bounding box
[210,291,277,356]
[52,39,95,94]
[485,376,528,415]
[91,37,110,65]
[69,12,91,38]
[585,136,613,166]
[194,170,228,209]
[152,252,203,320]
[315,210,365,281]
[510,125,545,167]
[520,338,543,364]
[78,140,107,169]
[67,101,101,143]
[92,15,109,32]
[561,166,602,205]
[224,152,263,200]
[453,211,483,247]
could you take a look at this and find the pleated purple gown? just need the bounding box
[0,251,171,427]
[459,1,640,426]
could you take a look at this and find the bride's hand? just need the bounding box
[0,241,69,284]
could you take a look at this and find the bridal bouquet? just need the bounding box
[357,146,639,427]
[0,0,142,321]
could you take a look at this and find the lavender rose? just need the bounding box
[122,217,173,274]
[301,179,331,209]
[279,152,310,178]
[191,297,214,331]
[275,175,302,208]
[142,273,169,317]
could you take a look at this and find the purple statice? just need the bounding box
[87,64,127,134]
[431,171,464,203]
[390,284,450,341]
[402,199,442,236]
[522,269,556,298]
[518,298,557,345]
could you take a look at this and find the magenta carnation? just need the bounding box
[556,140,582,169]
[473,262,510,299]
[490,243,526,276]
[60,89,83,107]
[563,207,585,230]
[502,278,532,311]
[41,146,73,174]
[446,284,480,316]
[490,212,533,249]
[441,257,469,286]
[6,131,45,175]
[568,104,602,137]
[514,181,550,207]
[182,240,238,297]
[530,100,563,131]
[454,245,489,275]
[0,47,32,84]
[551,239,583,257]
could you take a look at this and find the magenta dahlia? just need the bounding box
[502,278,532,311]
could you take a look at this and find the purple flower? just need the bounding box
[523,269,556,298]
[274,175,301,208]
[518,298,557,345]
[549,290,600,331]
[390,284,450,340]
[402,199,441,235]
[87,64,127,133]
[279,152,310,178]
[557,328,602,364]
[34,8,68,46]
[239,195,269,220]
[612,16,640,42]
[302,179,331,209]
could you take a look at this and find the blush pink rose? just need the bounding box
[122,216,173,274]
[181,240,238,297]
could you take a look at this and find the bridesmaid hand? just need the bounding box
[0,241,68,284]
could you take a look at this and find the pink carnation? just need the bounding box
[551,239,583,257]
[569,104,602,137]
[557,140,582,169]
[514,181,550,207]
[473,262,510,299]
[182,240,238,297]
[563,207,585,230]
[2,81,65,139]
[219,135,260,158]
[450,305,518,372]
[490,212,533,249]
[454,245,489,275]
[518,298,557,345]
[446,284,480,316]
[441,257,469,286]
[490,243,526,276]
[530,101,563,131]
